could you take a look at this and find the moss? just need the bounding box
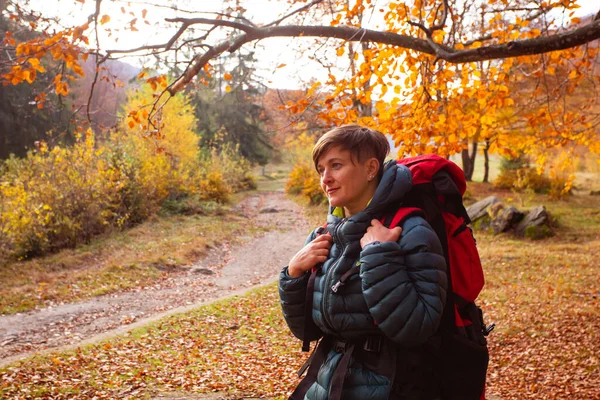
[524,224,554,240]
[472,215,493,232]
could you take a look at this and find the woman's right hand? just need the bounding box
[288,233,333,278]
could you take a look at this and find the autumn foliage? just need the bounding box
[0,84,254,260]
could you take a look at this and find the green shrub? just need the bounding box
[500,154,530,171]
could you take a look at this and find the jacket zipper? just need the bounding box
[321,217,346,333]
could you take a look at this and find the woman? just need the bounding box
[279,125,448,400]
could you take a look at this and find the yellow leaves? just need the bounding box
[307,81,321,96]
[568,69,579,80]
[336,47,345,57]
[100,15,111,25]
[225,85,232,93]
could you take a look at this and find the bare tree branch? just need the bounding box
[166,16,600,94]
[266,0,325,27]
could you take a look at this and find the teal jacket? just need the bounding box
[279,161,447,399]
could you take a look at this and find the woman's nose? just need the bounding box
[321,169,333,184]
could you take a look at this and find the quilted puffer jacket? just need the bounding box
[279,161,448,400]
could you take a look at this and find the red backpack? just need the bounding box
[394,155,493,399]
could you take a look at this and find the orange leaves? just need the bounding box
[100,15,111,25]
[223,73,233,81]
[2,24,89,99]
[34,92,47,109]
[3,31,16,46]
[126,108,148,130]
[53,75,69,96]
[146,75,168,91]
[3,65,33,85]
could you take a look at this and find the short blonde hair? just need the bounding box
[312,124,390,180]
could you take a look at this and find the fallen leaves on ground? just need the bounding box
[1,286,305,399]
[1,216,599,399]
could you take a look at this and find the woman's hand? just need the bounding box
[288,233,333,278]
[360,219,402,249]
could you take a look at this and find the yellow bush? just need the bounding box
[199,171,231,203]
[286,163,326,205]
[493,167,552,193]
[0,131,124,258]
[0,83,258,260]
[283,131,326,205]
[301,173,327,205]
[197,143,256,202]
[286,164,312,195]
[117,83,199,202]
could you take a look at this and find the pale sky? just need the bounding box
[22,0,600,90]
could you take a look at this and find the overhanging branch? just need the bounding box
[168,17,600,94]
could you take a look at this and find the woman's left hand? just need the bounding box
[360,219,402,249]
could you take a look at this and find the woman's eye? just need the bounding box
[332,163,342,168]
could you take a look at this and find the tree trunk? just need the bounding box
[483,140,490,183]
[461,141,478,181]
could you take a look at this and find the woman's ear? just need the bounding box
[366,157,380,180]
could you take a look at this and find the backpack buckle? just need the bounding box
[363,336,382,352]
[333,339,348,353]
[331,281,344,293]
[483,323,495,336]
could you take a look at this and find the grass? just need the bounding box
[0,192,268,315]
[2,184,598,398]
[253,163,293,192]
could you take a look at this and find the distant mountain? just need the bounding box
[70,56,140,130]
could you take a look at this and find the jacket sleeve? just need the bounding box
[359,216,447,347]
[278,229,324,342]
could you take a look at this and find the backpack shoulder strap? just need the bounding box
[385,207,426,229]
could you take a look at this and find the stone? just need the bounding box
[515,206,553,239]
[259,208,279,213]
[491,206,525,234]
[466,196,501,222]
[190,267,215,275]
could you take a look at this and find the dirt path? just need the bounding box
[0,190,311,367]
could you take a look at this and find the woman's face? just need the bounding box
[316,145,378,216]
